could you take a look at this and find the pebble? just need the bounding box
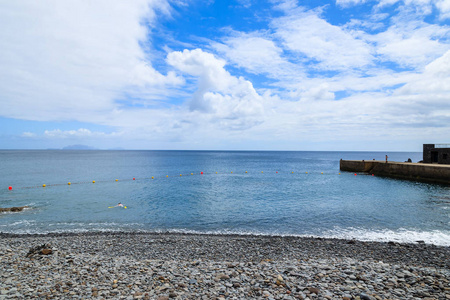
[0,232,448,299]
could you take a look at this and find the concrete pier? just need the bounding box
[340,160,450,185]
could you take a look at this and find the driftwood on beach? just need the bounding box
[0,206,28,213]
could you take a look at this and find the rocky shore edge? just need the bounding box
[1,232,449,299]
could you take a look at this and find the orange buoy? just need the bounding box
[43,184,46,187]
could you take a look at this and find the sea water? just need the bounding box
[0,150,449,246]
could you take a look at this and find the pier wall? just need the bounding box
[340,160,450,185]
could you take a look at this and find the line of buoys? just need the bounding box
[7,171,372,190]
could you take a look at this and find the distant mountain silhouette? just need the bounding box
[62,144,96,150]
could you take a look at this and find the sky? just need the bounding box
[0,0,449,151]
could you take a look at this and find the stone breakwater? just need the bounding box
[0,233,449,300]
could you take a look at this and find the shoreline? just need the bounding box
[1,231,449,268]
[1,232,449,299]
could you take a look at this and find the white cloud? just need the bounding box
[0,0,180,122]
[21,132,36,138]
[336,0,367,7]
[376,0,450,19]
[212,33,291,77]
[436,0,450,19]
[2,1,450,151]
[44,128,120,138]
[373,21,450,68]
[167,49,265,129]
[271,10,373,71]
[395,50,450,95]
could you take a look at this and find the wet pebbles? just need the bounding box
[1,232,449,299]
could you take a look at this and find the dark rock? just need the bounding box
[0,206,29,213]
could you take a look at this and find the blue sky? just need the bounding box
[0,0,449,151]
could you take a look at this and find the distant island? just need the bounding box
[62,144,96,150]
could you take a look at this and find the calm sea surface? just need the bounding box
[0,150,449,245]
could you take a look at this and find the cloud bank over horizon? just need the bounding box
[0,0,449,151]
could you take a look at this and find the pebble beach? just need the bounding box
[1,232,449,300]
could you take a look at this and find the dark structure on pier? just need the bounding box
[423,144,450,164]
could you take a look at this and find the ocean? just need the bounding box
[1,150,449,246]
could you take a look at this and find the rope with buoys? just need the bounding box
[6,170,374,190]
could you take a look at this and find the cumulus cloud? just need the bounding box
[0,0,180,122]
[167,49,265,129]
[2,0,450,150]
